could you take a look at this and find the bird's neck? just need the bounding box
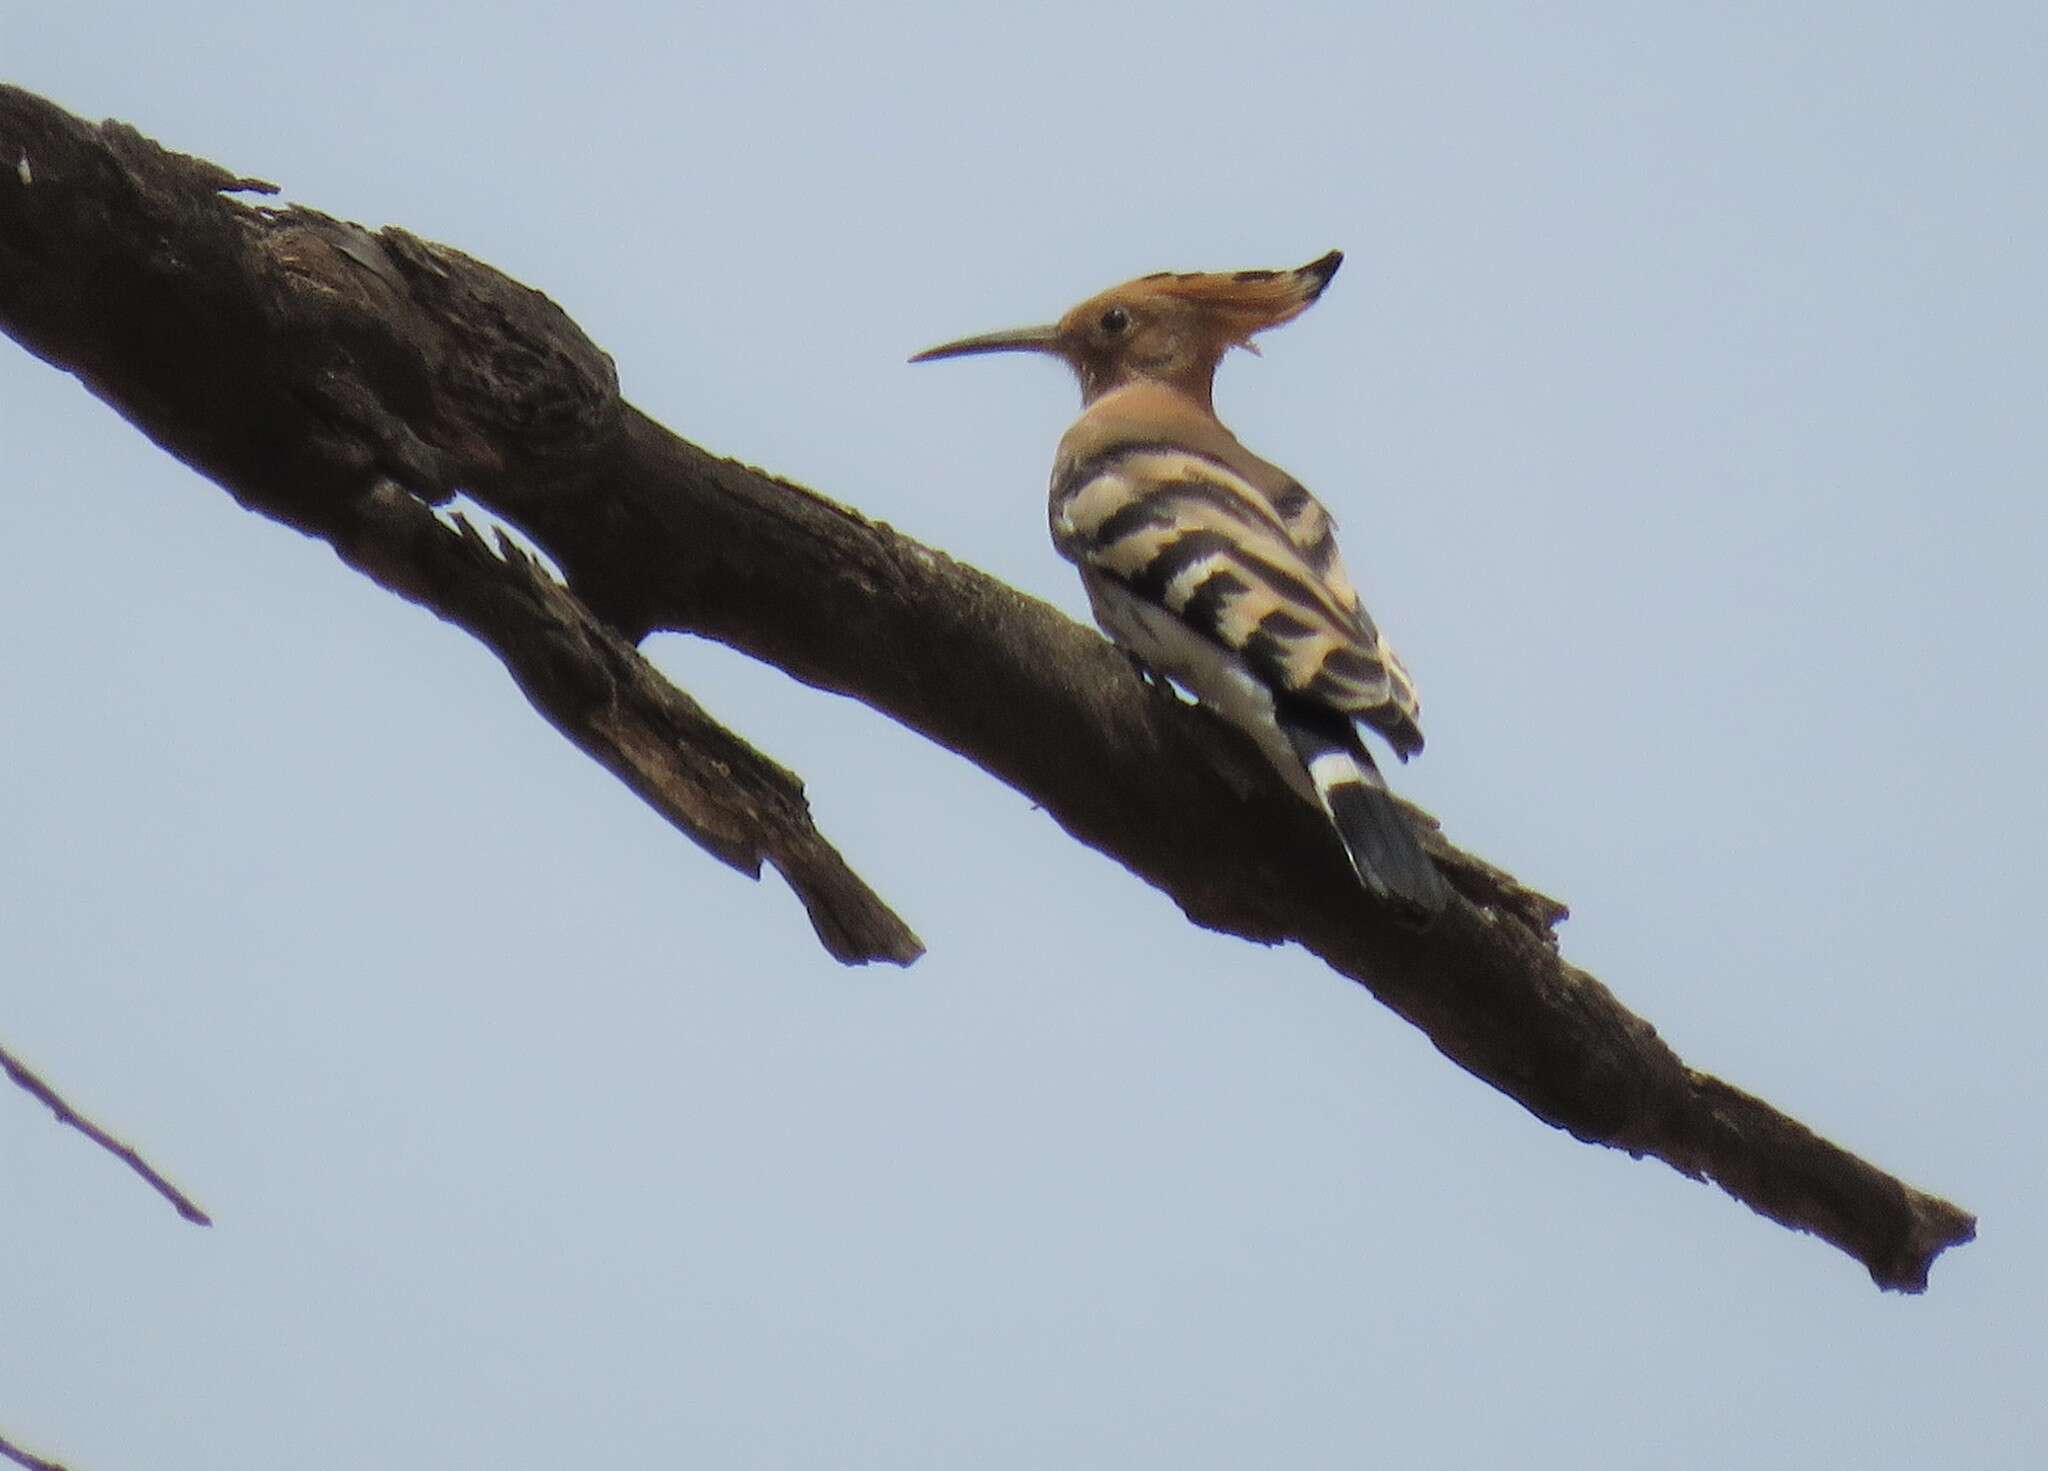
[1063,381,1242,462]
[1080,361,1219,414]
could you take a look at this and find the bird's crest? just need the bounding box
[1115,250,1343,348]
[912,251,1343,406]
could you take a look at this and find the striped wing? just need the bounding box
[1049,443,1423,757]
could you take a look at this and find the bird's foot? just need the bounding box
[1123,651,1176,699]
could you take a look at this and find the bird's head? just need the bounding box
[911,250,1342,409]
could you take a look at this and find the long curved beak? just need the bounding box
[908,323,1062,364]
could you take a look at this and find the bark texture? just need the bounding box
[0,85,1974,1291]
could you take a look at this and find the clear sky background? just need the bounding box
[3,5,2043,1467]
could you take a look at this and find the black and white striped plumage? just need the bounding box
[912,250,1446,918]
[1050,405,1446,918]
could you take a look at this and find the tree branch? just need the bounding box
[0,1426,71,1471]
[0,1037,211,1226]
[0,85,1974,1290]
[329,479,925,965]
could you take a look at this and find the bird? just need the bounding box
[910,250,1447,920]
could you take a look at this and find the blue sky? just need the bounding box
[4,5,2043,1467]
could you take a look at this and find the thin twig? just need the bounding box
[0,1039,212,1227]
[0,1428,71,1471]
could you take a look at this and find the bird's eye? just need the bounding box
[1099,306,1131,334]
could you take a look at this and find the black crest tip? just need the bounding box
[1299,250,1344,296]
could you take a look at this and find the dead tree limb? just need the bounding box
[329,478,925,965]
[0,85,1974,1291]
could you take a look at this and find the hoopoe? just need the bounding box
[912,251,1447,919]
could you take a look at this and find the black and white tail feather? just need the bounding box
[1275,697,1447,920]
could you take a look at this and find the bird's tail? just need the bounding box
[1276,699,1448,922]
